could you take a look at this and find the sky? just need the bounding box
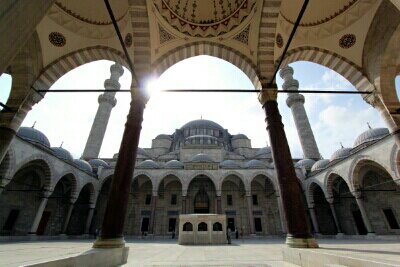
[0,57,399,160]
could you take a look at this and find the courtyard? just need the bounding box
[1,238,400,267]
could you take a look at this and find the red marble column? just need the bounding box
[93,91,147,248]
[149,194,158,234]
[259,87,318,248]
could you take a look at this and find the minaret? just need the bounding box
[280,66,320,160]
[82,63,124,160]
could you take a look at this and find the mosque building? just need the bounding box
[1,64,398,238]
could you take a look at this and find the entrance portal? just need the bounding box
[194,186,209,213]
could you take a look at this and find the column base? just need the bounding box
[286,236,319,248]
[93,237,126,248]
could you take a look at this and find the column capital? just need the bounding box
[351,190,362,199]
[42,190,52,198]
[363,90,384,109]
[258,87,278,105]
[326,197,334,204]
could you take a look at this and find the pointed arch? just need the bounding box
[152,42,261,89]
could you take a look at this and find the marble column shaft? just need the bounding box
[29,193,50,234]
[85,207,95,234]
[216,196,222,214]
[94,90,146,248]
[259,87,317,248]
[355,196,374,233]
[308,206,320,233]
[329,203,342,233]
[181,196,187,214]
[246,195,254,234]
[276,195,287,234]
[62,203,74,234]
[149,195,158,234]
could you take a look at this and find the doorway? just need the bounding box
[168,218,177,232]
[141,217,150,232]
[227,218,235,231]
[254,218,262,232]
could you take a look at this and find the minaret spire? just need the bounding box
[280,66,320,160]
[82,63,124,160]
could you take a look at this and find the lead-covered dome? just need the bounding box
[330,147,352,162]
[89,159,110,169]
[220,160,241,169]
[353,128,389,147]
[311,159,330,172]
[51,147,73,161]
[181,119,224,132]
[74,159,93,173]
[17,127,50,147]
[244,159,266,169]
[137,148,150,157]
[136,160,161,169]
[165,160,184,169]
[255,147,272,159]
[232,134,248,140]
[189,153,214,163]
[295,159,315,170]
[155,134,172,140]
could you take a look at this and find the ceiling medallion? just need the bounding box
[339,34,356,49]
[49,32,66,47]
[276,33,284,48]
[125,33,133,47]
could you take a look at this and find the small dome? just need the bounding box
[220,160,241,169]
[137,148,150,157]
[295,159,316,170]
[353,128,389,147]
[155,134,172,140]
[136,160,161,169]
[189,153,214,163]
[330,147,352,162]
[181,119,224,131]
[244,159,266,169]
[232,134,248,140]
[255,147,272,159]
[51,147,73,161]
[165,160,184,169]
[88,159,110,169]
[17,127,50,147]
[74,159,93,173]
[311,159,330,172]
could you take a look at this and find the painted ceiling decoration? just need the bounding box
[55,0,128,25]
[280,0,359,27]
[233,25,250,45]
[153,0,257,37]
[278,0,375,41]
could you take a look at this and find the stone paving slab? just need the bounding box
[0,238,399,267]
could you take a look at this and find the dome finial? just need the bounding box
[340,142,344,149]
[31,121,36,128]
[367,122,372,129]
[60,141,64,148]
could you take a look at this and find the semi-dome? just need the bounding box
[353,128,389,147]
[220,160,241,169]
[311,159,330,172]
[185,135,221,146]
[295,159,315,170]
[74,159,93,173]
[189,153,214,163]
[155,134,172,140]
[51,147,73,161]
[255,147,272,159]
[17,127,50,147]
[232,134,248,140]
[136,160,161,169]
[88,159,110,169]
[330,147,352,162]
[164,160,184,169]
[244,159,266,169]
[181,119,224,131]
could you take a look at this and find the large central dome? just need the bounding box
[181,119,224,132]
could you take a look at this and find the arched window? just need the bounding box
[213,222,222,231]
[198,222,208,231]
[183,222,193,231]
